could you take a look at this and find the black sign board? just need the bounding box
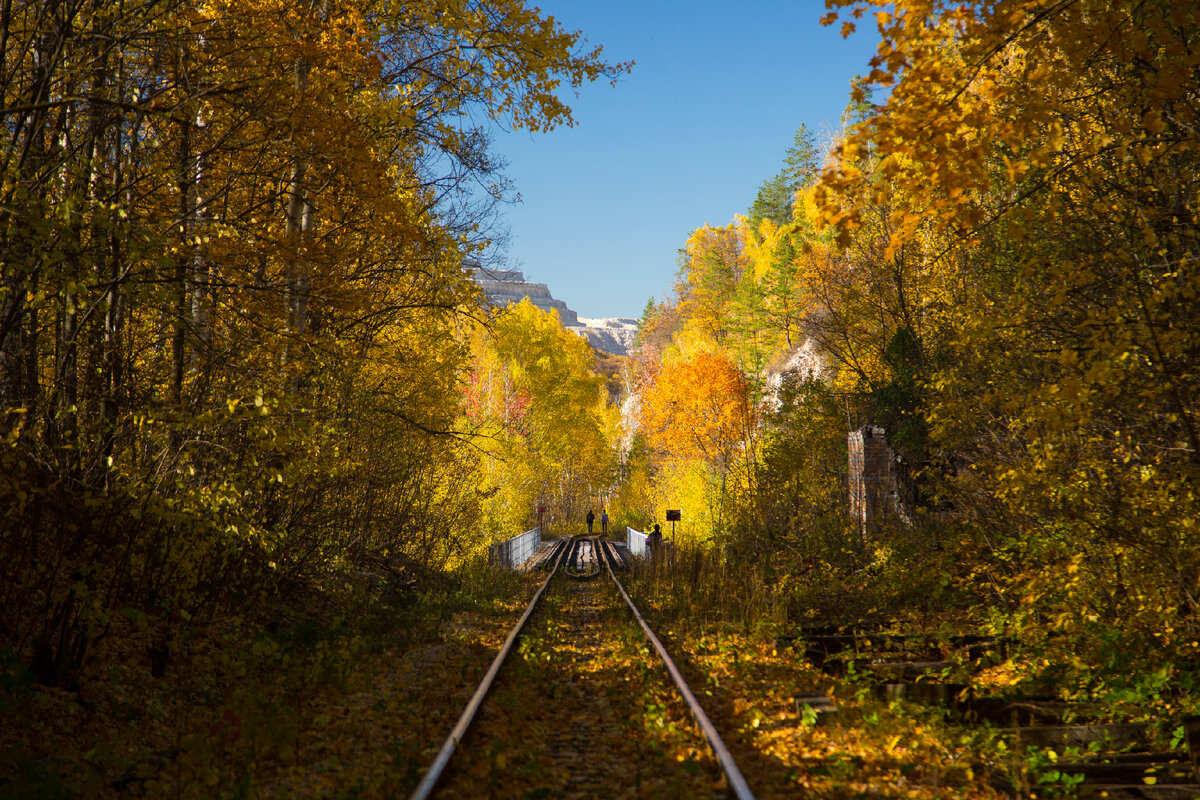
[665,509,681,521]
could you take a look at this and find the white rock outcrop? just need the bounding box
[566,317,640,357]
[763,338,828,410]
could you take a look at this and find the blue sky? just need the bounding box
[488,1,882,320]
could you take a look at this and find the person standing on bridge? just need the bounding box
[648,523,663,555]
[586,508,595,534]
[600,509,609,536]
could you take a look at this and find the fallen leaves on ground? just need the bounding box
[436,575,724,799]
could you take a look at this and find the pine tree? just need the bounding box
[748,125,820,226]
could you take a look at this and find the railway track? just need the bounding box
[411,535,755,800]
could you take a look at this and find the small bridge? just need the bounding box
[489,526,653,571]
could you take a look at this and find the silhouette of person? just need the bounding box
[586,509,595,534]
[600,509,609,536]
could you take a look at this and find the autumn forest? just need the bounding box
[3,0,1200,797]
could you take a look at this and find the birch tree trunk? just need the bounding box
[172,114,191,414]
[283,59,312,367]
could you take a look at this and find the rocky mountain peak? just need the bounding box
[467,262,639,356]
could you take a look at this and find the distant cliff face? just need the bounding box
[569,317,639,357]
[467,264,579,326]
[467,263,639,356]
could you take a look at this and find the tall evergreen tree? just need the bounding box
[748,124,820,226]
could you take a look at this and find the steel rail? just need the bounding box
[563,534,604,579]
[597,539,757,800]
[409,537,570,800]
[566,536,581,570]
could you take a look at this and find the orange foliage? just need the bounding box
[640,351,755,466]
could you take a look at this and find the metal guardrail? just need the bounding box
[627,526,647,557]
[488,525,541,569]
[597,541,756,800]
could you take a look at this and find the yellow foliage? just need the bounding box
[465,300,615,538]
[816,0,1200,658]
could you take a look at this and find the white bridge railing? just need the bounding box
[627,526,648,557]
[488,526,541,569]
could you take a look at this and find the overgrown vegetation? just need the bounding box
[619,0,1200,742]
[0,0,628,688]
[0,0,631,794]
[5,0,1200,797]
